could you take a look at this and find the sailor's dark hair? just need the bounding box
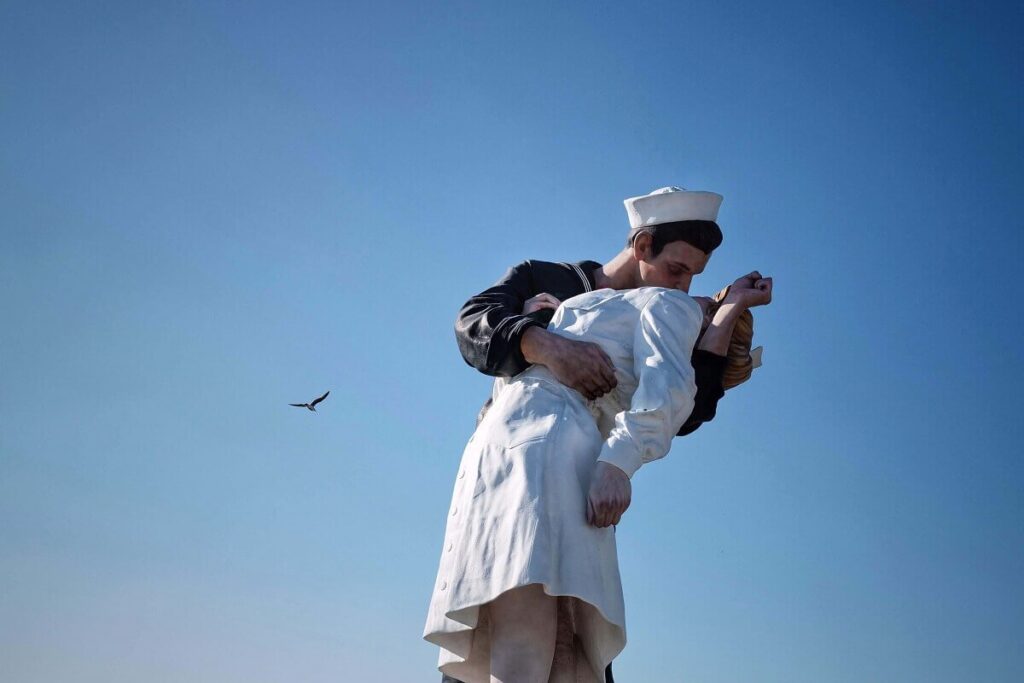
[628,220,723,256]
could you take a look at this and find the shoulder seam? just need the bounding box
[643,289,701,320]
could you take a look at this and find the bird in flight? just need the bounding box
[290,390,330,412]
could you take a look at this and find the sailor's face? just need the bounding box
[635,237,710,293]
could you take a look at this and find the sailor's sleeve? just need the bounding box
[454,261,547,378]
[597,291,702,478]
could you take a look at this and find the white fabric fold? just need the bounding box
[596,291,701,478]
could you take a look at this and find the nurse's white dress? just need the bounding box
[424,287,702,682]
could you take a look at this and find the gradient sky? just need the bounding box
[2,1,1022,681]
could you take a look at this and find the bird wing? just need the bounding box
[289,403,307,408]
[311,390,330,406]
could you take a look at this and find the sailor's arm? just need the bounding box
[454,261,546,378]
[455,261,617,398]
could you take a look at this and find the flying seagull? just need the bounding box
[290,390,330,412]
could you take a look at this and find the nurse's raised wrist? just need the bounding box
[697,304,743,356]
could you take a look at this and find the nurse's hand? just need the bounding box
[724,271,773,309]
[587,462,632,528]
[523,292,561,315]
[521,327,617,400]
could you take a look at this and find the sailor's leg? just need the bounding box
[487,583,557,683]
[547,597,578,683]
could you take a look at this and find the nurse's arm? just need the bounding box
[589,291,702,526]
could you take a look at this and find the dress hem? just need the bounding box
[424,580,625,683]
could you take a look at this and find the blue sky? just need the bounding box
[1,1,1022,681]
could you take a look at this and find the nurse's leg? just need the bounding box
[547,597,579,683]
[488,583,557,683]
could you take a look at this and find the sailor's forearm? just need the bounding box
[520,325,554,366]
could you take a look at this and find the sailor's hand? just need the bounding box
[521,328,617,400]
[724,271,773,309]
[587,461,632,528]
[523,292,561,315]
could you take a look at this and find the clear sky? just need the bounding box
[2,1,1022,681]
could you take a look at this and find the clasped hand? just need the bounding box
[723,271,773,308]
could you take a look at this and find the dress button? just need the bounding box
[458,470,465,479]
[451,507,458,516]
[440,581,447,591]
[447,543,454,552]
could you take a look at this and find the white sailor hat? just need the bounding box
[624,186,723,231]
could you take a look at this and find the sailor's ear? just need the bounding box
[631,230,653,261]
